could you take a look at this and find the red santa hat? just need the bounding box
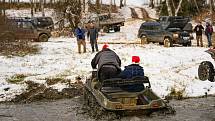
[132,56,140,63]
[102,44,109,49]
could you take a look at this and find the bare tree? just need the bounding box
[175,0,183,16]
[210,0,213,24]
[109,0,112,13]
[166,0,173,16]
[149,0,154,8]
[96,0,100,13]
[193,0,200,13]
[120,0,123,8]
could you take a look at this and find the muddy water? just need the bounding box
[0,96,215,121]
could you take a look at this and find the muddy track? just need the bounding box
[0,96,215,121]
[130,7,150,19]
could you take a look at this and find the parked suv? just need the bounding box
[137,21,192,47]
[0,17,51,42]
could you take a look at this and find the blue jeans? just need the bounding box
[207,34,212,47]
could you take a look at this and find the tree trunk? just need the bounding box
[30,0,34,17]
[41,0,45,16]
[120,0,123,8]
[149,0,154,8]
[175,0,183,16]
[109,0,112,13]
[171,0,176,10]
[166,0,173,16]
[210,0,213,24]
[96,0,100,13]
[193,0,200,13]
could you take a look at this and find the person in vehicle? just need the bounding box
[91,44,121,81]
[119,56,145,92]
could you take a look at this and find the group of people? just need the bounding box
[91,44,145,92]
[75,22,99,54]
[194,21,213,47]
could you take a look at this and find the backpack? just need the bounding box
[207,26,213,34]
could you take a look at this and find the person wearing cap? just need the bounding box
[87,22,99,52]
[75,23,86,53]
[91,44,121,81]
[119,56,145,92]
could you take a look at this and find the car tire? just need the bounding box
[103,26,109,33]
[141,37,148,45]
[198,61,215,82]
[38,34,49,42]
[163,38,173,47]
[1,34,15,43]
[187,41,192,47]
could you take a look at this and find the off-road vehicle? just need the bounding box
[0,17,51,42]
[158,16,192,31]
[83,71,175,115]
[82,13,125,33]
[198,48,215,82]
[137,21,192,47]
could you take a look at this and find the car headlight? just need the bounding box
[173,33,179,38]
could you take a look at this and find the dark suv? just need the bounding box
[0,17,52,42]
[137,21,192,47]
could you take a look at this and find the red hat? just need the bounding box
[102,44,109,49]
[132,56,140,63]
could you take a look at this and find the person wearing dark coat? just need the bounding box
[205,22,214,47]
[119,56,145,92]
[194,21,204,47]
[87,22,99,52]
[91,44,121,81]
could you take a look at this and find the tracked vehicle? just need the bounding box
[198,48,215,82]
[83,71,175,115]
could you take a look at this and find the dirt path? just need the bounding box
[130,7,149,19]
[0,96,215,121]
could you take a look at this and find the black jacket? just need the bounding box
[91,48,121,73]
[194,25,204,36]
[119,64,144,79]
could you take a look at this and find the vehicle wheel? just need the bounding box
[198,61,215,82]
[159,42,164,45]
[187,41,192,47]
[103,26,109,33]
[1,34,15,43]
[141,37,148,45]
[38,34,49,42]
[163,38,173,47]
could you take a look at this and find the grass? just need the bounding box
[0,41,40,57]
[7,74,27,84]
[45,77,70,86]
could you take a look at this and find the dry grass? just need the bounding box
[6,74,27,84]
[0,41,40,57]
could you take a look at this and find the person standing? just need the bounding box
[205,22,214,47]
[194,21,204,47]
[87,22,99,53]
[75,23,86,54]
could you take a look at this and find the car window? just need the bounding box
[22,22,33,29]
[142,25,161,30]
[159,17,167,22]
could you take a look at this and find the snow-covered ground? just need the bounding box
[1,18,215,101]
[1,5,215,102]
